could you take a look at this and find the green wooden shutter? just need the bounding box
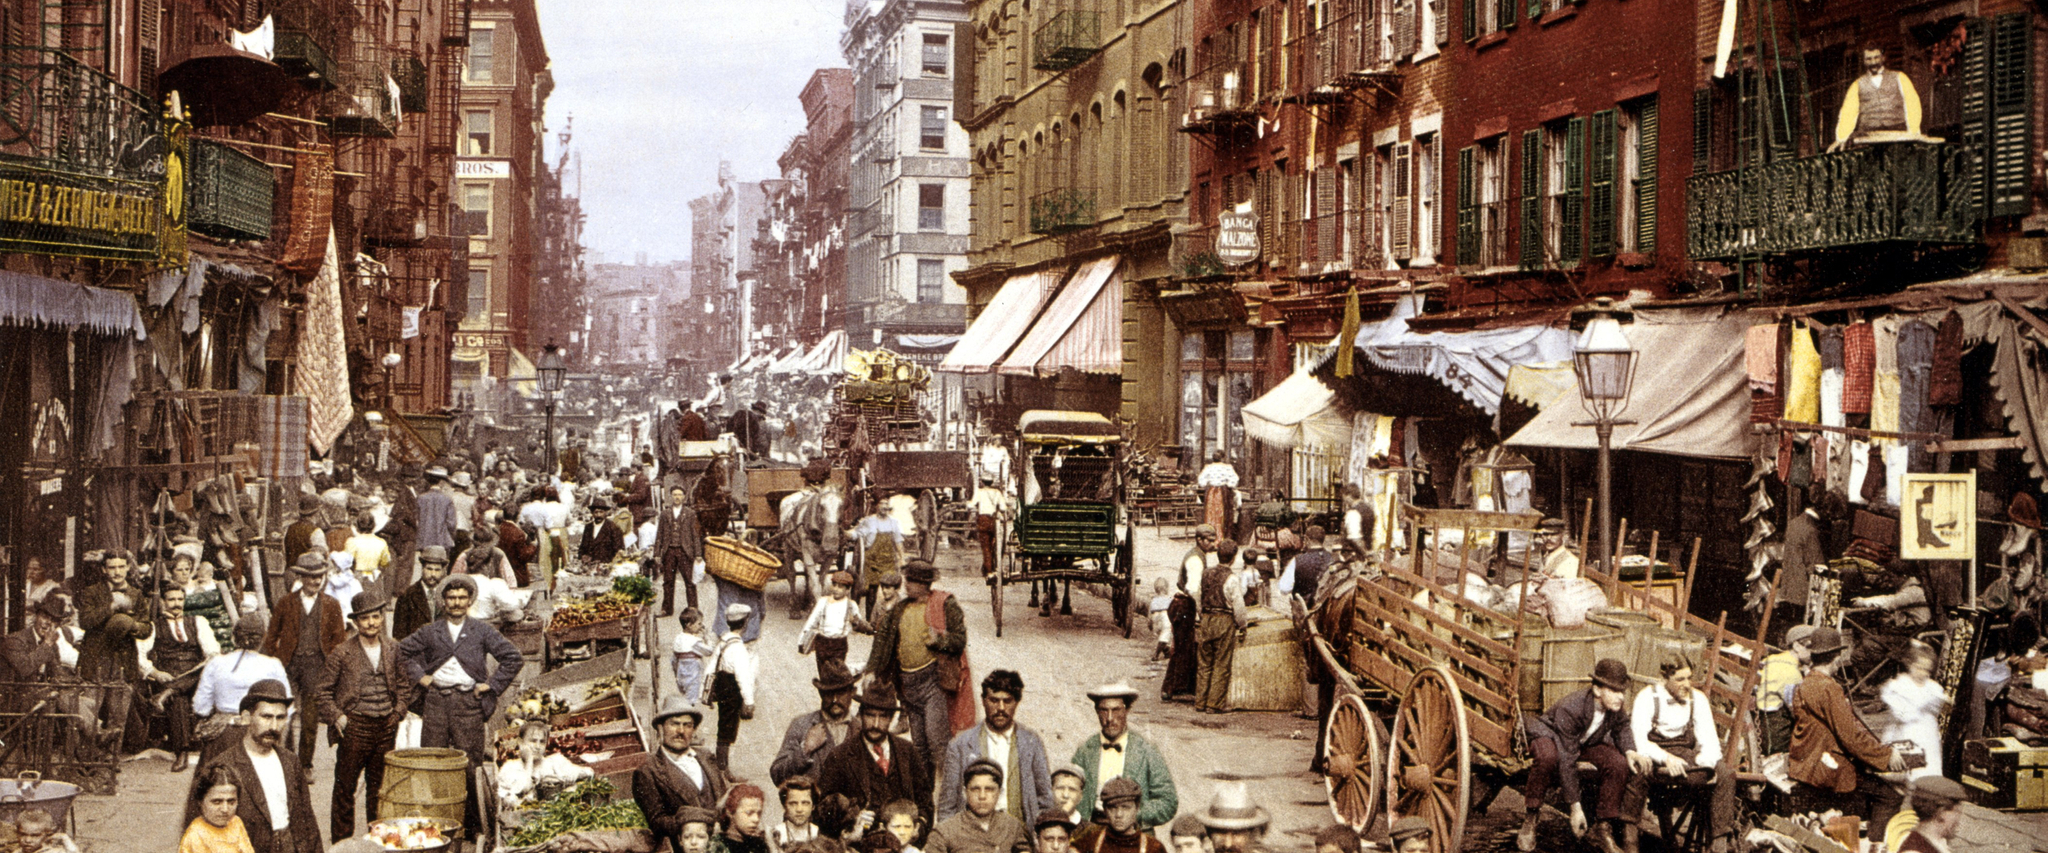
[1636,99,1659,253]
[1961,18,1990,214]
[1526,0,1542,22]
[1393,142,1412,258]
[1457,145,1477,264]
[1692,87,1712,173]
[1561,116,1585,264]
[1464,0,1477,42]
[1500,0,1516,30]
[1588,109,1617,258]
[1520,128,1542,269]
[1989,13,2033,218]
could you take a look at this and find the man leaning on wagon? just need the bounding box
[1519,658,1651,853]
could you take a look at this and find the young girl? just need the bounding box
[1147,579,1174,661]
[180,764,255,853]
[673,608,713,705]
[770,776,820,853]
[714,783,771,853]
[877,800,922,853]
[1881,640,1951,778]
[798,572,870,678]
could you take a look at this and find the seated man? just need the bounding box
[1519,658,1648,853]
[1625,653,1735,852]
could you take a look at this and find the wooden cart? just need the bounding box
[542,602,650,672]
[482,650,653,852]
[991,410,1136,638]
[1307,506,1771,852]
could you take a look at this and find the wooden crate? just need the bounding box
[1963,737,2048,810]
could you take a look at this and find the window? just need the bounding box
[1413,133,1438,263]
[464,110,492,155]
[918,184,944,230]
[1619,98,1657,254]
[920,106,948,150]
[1466,0,1516,40]
[1541,116,1586,265]
[1543,122,1567,261]
[460,183,492,237]
[922,32,949,75]
[467,267,489,319]
[466,27,495,83]
[1461,137,1507,267]
[916,259,945,302]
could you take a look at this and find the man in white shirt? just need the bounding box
[937,669,1052,823]
[397,575,523,766]
[183,679,319,853]
[138,585,222,771]
[1623,654,1734,853]
[970,480,1010,579]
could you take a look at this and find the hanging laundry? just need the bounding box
[1785,325,1822,422]
[1862,442,1890,507]
[1820,326,1845,428]
[1899,319,1936,472]
[1843,322,1876,413]
[1746,324,1780,392]
[1871,316,1906,435]
[1849,440,1872,505]
[1929,311,1964,406]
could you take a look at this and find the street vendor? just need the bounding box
[1789,627,1907,849]
[498,718,594,809]
[1519,658,1648,853]
[138,584,222,773]
[1534,517,1580,579]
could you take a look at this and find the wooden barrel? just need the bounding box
[1539,624,1620,708]
[1589,611,1661,677]
[1515,615,1547,713]
[379,748,469,828]
[1226,610,1305,712]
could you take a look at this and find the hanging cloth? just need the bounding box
[1929,311,1964,406]
[1819,326,1845,428]
[1746,324,1780,392]
[1785,326,1822,423]
[1843,323,1876,414]
[1898,319,1937,472]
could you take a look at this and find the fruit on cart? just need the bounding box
[548,593,642,631]
[583,673,633,701]
[610,575,655,605]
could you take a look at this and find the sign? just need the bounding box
[455,159,512,179]
[0,162,162,262]
[1216,210,1260,266]
[401,306,421,340]
[453,330,508,350]
[1900,471,1975,561]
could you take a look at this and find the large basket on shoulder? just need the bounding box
[705,536,780,590]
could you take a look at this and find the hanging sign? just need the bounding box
[1900,471,1975,560]
[1216,209,1260,266]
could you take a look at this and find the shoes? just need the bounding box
[171,752,192,773]
[1516,812,1538,853]
[1589,822,1622,853]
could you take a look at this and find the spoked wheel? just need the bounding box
[1322,693,1386,832]
[1386,665,1472,853]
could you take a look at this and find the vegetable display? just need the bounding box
[582,673,632,702]
[504,779,649,847]
[548,593,641,631]
[611,575,655,605]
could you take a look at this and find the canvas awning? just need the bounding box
[1504,362,1578,409]
[789,329,848,375]
[999,256,1122,376]
[766,343,808,374]
[1348,293,1574,415]
[1506,310,1756,460]
[1242,368,1352,451]
[939,269,1060,373]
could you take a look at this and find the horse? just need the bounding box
[774,481,846,618]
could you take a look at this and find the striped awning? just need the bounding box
[998,256,1122,376]
[938,269,1060,374]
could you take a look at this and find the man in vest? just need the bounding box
[260,552,346,772]
[1193,541,1248,715]
[318,589,416,843]
[139,585,221,772]
[1163,526,1217,702]
[1276,526,1333,606]
[1831,46,1924,151]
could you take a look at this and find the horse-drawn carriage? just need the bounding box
[989,410,1137,637]
[1306,506,1772,852]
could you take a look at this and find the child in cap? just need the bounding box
[710,602,759,767]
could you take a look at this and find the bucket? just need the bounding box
[379,748,469,830]
[1590,611,1661,676]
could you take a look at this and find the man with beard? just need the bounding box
[318,590,415,843]
[926,759,1030,853]
[938,670,1050,824]
[261,553,346,771]
[395,547,449,643]
[1068,778,1164,853]
[635,696,733,853]
[185,679,319,853]
[1192,782,1268,853]
[137,585,221,772]
[772,666,860,786]
[399,575,523,765]
[817,684,933,832]
[1071,683,1176,831]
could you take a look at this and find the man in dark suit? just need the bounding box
[655,484,702,617]
[1518,658,1649,853]
[282,495,324,603]
[317,589,416,843]
[634,695,733,853]
[817,684,933,832]
[262,552,347,770]
[185,679,320,853]
[398,574,523,766]
[395,547,449,643]
[770,666,859,786]
[1,595,69,683]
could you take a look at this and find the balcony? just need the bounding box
[1687,143,1978,261]
[1288,210,1386,273]
[273,31,342,88]
[1032,11,1101,72]
[1029,188,1096,235]
[188,139,275,241]
[392,52,428,114]
[1288,13,1398,103]
[321,45,399,137]
[1179,61,1256,135]
[0,48,162,261]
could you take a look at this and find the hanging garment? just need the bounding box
[1849,441,1873,506]
[1820,326,1845,428]
[1785,326,1822,422]
[1899,319,1937,472]
[1930,311,1964,406]
[1843,323,1876,414]
[1746,324,1781,393]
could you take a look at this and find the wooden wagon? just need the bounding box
[1307,506,1773,852]
[990,410,1136,638]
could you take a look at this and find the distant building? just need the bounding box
[587,261,689,367]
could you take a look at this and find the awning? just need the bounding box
[897,333,960,350]
[1504,362,1578,409]
[507,346,541,396]
[938,269,1059,373]
[1506,310,1756,460]
[765,343,809,374]
[787,330,848,375]
[999,256,1122,376]
[1242,368,1352,451]
[1348,293,1574,415]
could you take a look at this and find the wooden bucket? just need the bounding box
[1590,611,1661,677]
[379,748,469,829]
[1515,615,1547,713]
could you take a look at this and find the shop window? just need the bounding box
[1179,328,1266,462]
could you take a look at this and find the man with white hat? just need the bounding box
[1071,682,1177,831]
[635,696,733,853]
[708,602,759,767]
[1192,781,1268,853]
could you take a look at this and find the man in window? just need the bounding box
[1831,46,1926,151]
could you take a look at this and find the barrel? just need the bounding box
[1589,611,1661,677]
[1513,614,1547,713]
[1644,626,1709,676]
[1226,609,1306,712]
[1540,623,1619,706]
[379,748,469,828]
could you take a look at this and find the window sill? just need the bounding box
[1473,31,1508,51]
[1539,5,1577,26]
[1616,252,1653,269]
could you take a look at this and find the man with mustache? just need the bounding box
[185,679,320,853]
[771,666,860,786]
[937,669,1050,824]
[817,684,933,833]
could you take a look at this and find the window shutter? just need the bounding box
[1396,0,1416,60]
[1435,0,1449,47]
[1588,109,1617,258]
[1989,13,2033,218]
[1500,0,1516,30]
[1464,0,1476,42]
[1520,128,1542,269]
[1259,170,1277,268]
[1315,166,1339,265]
[1632,100,1658,254]
[1561,116,1585,264]
[1393,142,1413,258]
[1526,0,1542,22]
[1456,145,1477,265]
[1691,87,1712,173]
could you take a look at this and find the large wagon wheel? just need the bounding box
[1322,693,1386,832]
[1386,665,1472,853]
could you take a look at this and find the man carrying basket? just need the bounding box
[706,534,772,643]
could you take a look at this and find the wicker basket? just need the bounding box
[705,536,780,590]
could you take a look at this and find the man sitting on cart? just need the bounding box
[1518,658,1650,853]
[1624,652,1736,853]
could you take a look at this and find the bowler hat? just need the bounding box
[291,551,329,576]
[652,694,707,727]
[813,666,859,693]
[350,588,391,620]
[1590,658,1631,691]
[239,679,292,713]
[417,546,449,565]
[1099,776,1141,806]
[1388,816,1431,843]
[903,559,936,585]
[31,595,71,622]
[855,683,900,713]
[1805,626,1849,656]
[1193,781,1269,831]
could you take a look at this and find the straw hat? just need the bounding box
[1193,781,1269,831]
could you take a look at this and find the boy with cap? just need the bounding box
[801,571,871,679]
[1757,624,1818,755]
[1048,764,1086,829]
[709,602,759,768]
[1518,658,1649,853]
[1789,626,1906,848]
[1895,776,1969,853]
[316,589,415,843]
[926,759,1031,853]
[1032,810,1077,853]
[1069,778,1164,853]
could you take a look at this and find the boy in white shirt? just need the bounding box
[1147,578,1173,661]
[671,608,712,705]
[709,602,759,768]
[798,571,870,678]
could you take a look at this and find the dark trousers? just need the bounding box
[1621,746,1735,841]
[158,689,196,753]
[1526,737,1633,822]
[660,551,698,613]
[898,664,951,771]
[1162,595,1198,699]
[976,515,997,575]
[332,713,400,842]
[813,635,849,678]
[713,674,744,768]
[421,686,488,766]
[1790,775,1903,844]
[287,655,326,765]
[1194,613,1238,712]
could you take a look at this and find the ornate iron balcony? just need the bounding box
[188,139,274,241]
[1032,11,1101,72]
[1686,142,1978,261]
[1029,188,1095,235]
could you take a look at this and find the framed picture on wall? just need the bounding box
[1900,471,1975,561]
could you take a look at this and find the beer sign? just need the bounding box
[1216,210,1259,266]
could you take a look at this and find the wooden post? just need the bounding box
[1642,530,1661,613]
[1607,518,1630,598]
[1579,497,1595,565]
[1679,537,1703,618]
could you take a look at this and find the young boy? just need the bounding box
[1311,825,1358,853]
[771,775,820,851]
[799,572,870,678]
[709,602,759,768]
[1049,763,1086,828]
[1069,778,1162,853]
[1167,816,1207,853]
[1147,579,1174,661]
[672,607,712,705]
[878,800,923,853]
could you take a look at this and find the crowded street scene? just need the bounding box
[14,0,2048,851]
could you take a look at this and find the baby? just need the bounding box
[672,608,712,705]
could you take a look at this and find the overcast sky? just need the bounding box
[536,0,850,265]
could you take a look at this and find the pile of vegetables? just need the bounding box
[611,575,655,605]
[505,779,648,847]
[549,593,641,630]
[583,673,633,702]
[509,689,568,724]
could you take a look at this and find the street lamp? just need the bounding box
[538,341,567,477]
[1572,297,1637,576]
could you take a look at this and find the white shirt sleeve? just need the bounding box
[733,642,759,705]
[1277,558,1299,597]
[1631,688,1672,765]
[1692,692,1723,768]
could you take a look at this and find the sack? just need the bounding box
[936,653,962,691]
[1543,577,1609,629]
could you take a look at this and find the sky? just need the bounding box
[535,0,851,265]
